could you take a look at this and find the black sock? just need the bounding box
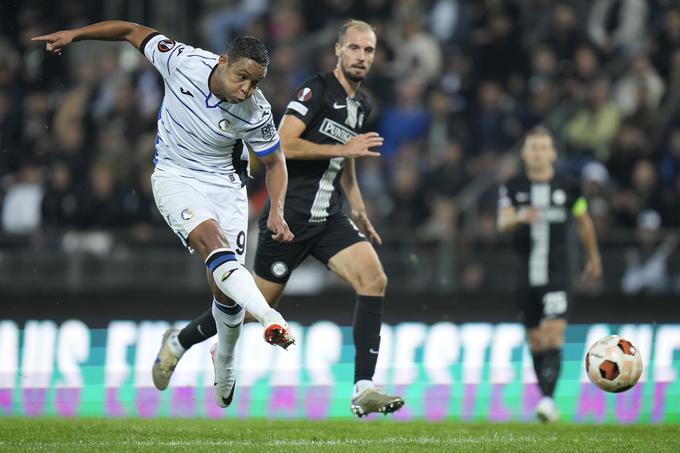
[353,295,383,383]
[177,309,217,350]
[538,348,562,397]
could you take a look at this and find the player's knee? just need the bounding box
[188,221,227,258]
[545,333,564,349]
[356,270,387,294]
[527,329,543,351]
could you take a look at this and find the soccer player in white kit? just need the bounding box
[33,21,296,408]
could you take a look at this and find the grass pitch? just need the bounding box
[0,418,678,452]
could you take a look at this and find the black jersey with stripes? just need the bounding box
[263,72,372,224]
[498,174,583,288]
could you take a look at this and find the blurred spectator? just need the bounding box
[388,16,442,84]
[77,162,123,229]
[470,80,519,154]
[613,53,665,118]
[471,9,525,83]
[1,164,44,234]
[542,2,588,63]
[564,77,621,162]
[377,78,428,162]
[41,161,79,229]
[651,7,680,79]
[621,209,677,293]
[587,0,648,57]
[607,123,650,187]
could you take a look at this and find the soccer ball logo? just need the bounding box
[585,335,643,393]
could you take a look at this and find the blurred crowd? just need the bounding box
[1,0,680,277]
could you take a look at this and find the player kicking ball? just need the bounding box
[33,21,295,408]
[152,20,404,417]
[497,127,602,422]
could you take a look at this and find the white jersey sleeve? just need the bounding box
[239,90,281,158]
[243,115,280,158]
[140,32,194,80]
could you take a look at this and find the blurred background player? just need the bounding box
[497,126,602,422]
[152,19,404,417]
[33,20,295,408]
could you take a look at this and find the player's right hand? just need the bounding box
[517,207,539,224]
[342,132,383,158]
[31,30,76,55]
[267,213,294,242]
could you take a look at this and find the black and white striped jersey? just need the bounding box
[265,72,372,224]
[498,174,583,288]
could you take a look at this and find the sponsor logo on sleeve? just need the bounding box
[296,87,312,102]
[158,39,176,52]
[261,122,276,141]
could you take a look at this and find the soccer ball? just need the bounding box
[585,335,643,393]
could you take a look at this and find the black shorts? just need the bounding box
[516,285,571,329]
[254,213,367,283]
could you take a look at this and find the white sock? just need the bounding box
[167,331,186,357]
[206,249,285,326]
[353,379,373,396]
[212,299,246,365]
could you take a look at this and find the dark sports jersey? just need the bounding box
[498,174,584,288]
[264,72,372,224]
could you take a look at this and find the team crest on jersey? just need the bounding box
[552,189,566,205]
[158,39,176,52]
[261,122,276,140]
[180,208,194,221]
[271,261,289,278]
[219,119,231,131]
[296,87,312,102]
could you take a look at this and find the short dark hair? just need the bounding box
[524,125,554,144]
[227,36,270,67]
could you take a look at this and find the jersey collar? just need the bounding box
[207,64,225,108]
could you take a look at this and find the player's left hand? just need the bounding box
[581,256,602,281]
[267,214,294,242]
[352,210,382,245]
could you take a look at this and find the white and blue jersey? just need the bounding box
[140,32,280,188]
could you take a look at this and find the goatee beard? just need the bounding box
[343,67,364,82]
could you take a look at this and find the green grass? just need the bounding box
[0,419,678,452]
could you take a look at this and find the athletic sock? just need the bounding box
[353,295,383,383]
[539,348,562,397]
[206,249,283,326]
[177,308,217,350]
[211,300,245,367]
[352,379,373,398]
[167,329,186,357]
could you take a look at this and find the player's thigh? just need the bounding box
[212,186,249,265]
[311,214,376,285]
[517,286,543,332]
[151,170,221,254]
[253,218,315,284]
[327,241,387,295]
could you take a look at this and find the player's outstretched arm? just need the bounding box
[340,158,382,244]
[259,150,294,242]
[279,115,382,160]
[32,20,157,54]
[574,211,602,281]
